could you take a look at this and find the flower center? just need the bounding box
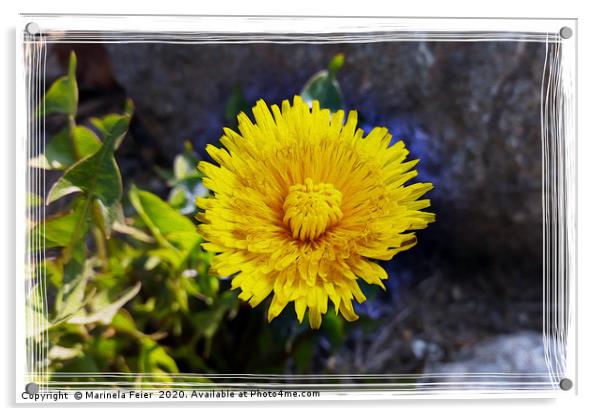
[283,178,343,241]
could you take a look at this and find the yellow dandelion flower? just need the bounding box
[196,96,435,329]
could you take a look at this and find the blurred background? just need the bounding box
[40,40,546,382]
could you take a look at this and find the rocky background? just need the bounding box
[45,40,546,376]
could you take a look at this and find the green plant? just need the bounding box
[27,52,351,386]
[27,52,238,384]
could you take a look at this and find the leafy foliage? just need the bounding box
[37,51,78,117]
[300,53,345,111]
[28,52,353,385]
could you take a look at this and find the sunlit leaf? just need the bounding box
[144,255,162,270]
[68,282,141,325]
[173,154,192,181]
[195,274,220,300]
[111,309,148,339]
[112,221,155,244]
[89,99,134,150]
[30,126,102,171]
[47,115,130,205]
[48,344,83,361]
[147,248,182,269]
[169,183,207,215]
[129,186,201,253]
[29,128,75,170]
[54,259,95,321]
[138,338,179,382]
[92,337,120,364]
[39,259,64,288]
[300,53,345,111]
[168,186,188,209]
[37,51,78,117]
[134,297,156,314]
[328,53,345,75]
[73,126,102,158]
[92,199,122,240]
[25,284,51,338]
[168,146,203,187]
[168,279,189,313]
[31,197,90,250]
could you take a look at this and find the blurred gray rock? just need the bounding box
[420,331,551,387]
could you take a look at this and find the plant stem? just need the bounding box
[68,115,80,160]
[92,226,108,272]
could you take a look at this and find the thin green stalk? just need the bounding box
[68,114,80,160]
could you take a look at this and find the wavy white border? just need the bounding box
[15,14,577,402]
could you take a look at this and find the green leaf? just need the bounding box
[144,255,162,270]
[30,126,102,171]
[292,337,315,373]
[173,154,193,180]
[169,151,203,186]
[47,115,130,205]
[25,284,51,338]
[37,51,78,117]
[197,275,220,300]
[68,237,88,267]
[26,305,51,338]
[138,338,179,382]
[58,352,100,373]
[54,259,95,321]
[192,310,222,340]
[112,221,155,244]
[190,291,239,356]
[73,126,103,158]
[111,309,147,339]
[328,53,345,76]
[31,197,90,249]
[30,128,75,170]
[39,259,64,288]
[92,199,122,240]
[89,99,134,150]
[68,282,141,325]
[322,308,345,348]
[147,248,182,269]
[300,54,345,111]
[168,186,188,209]
[168,279,189,313]
[166,231,203,251]
[45,128,76,168]
[91,337,120,363]
[129,186,200,252]
[224,83,250,128]
[134,297,156,314]
[48,344,84,361]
